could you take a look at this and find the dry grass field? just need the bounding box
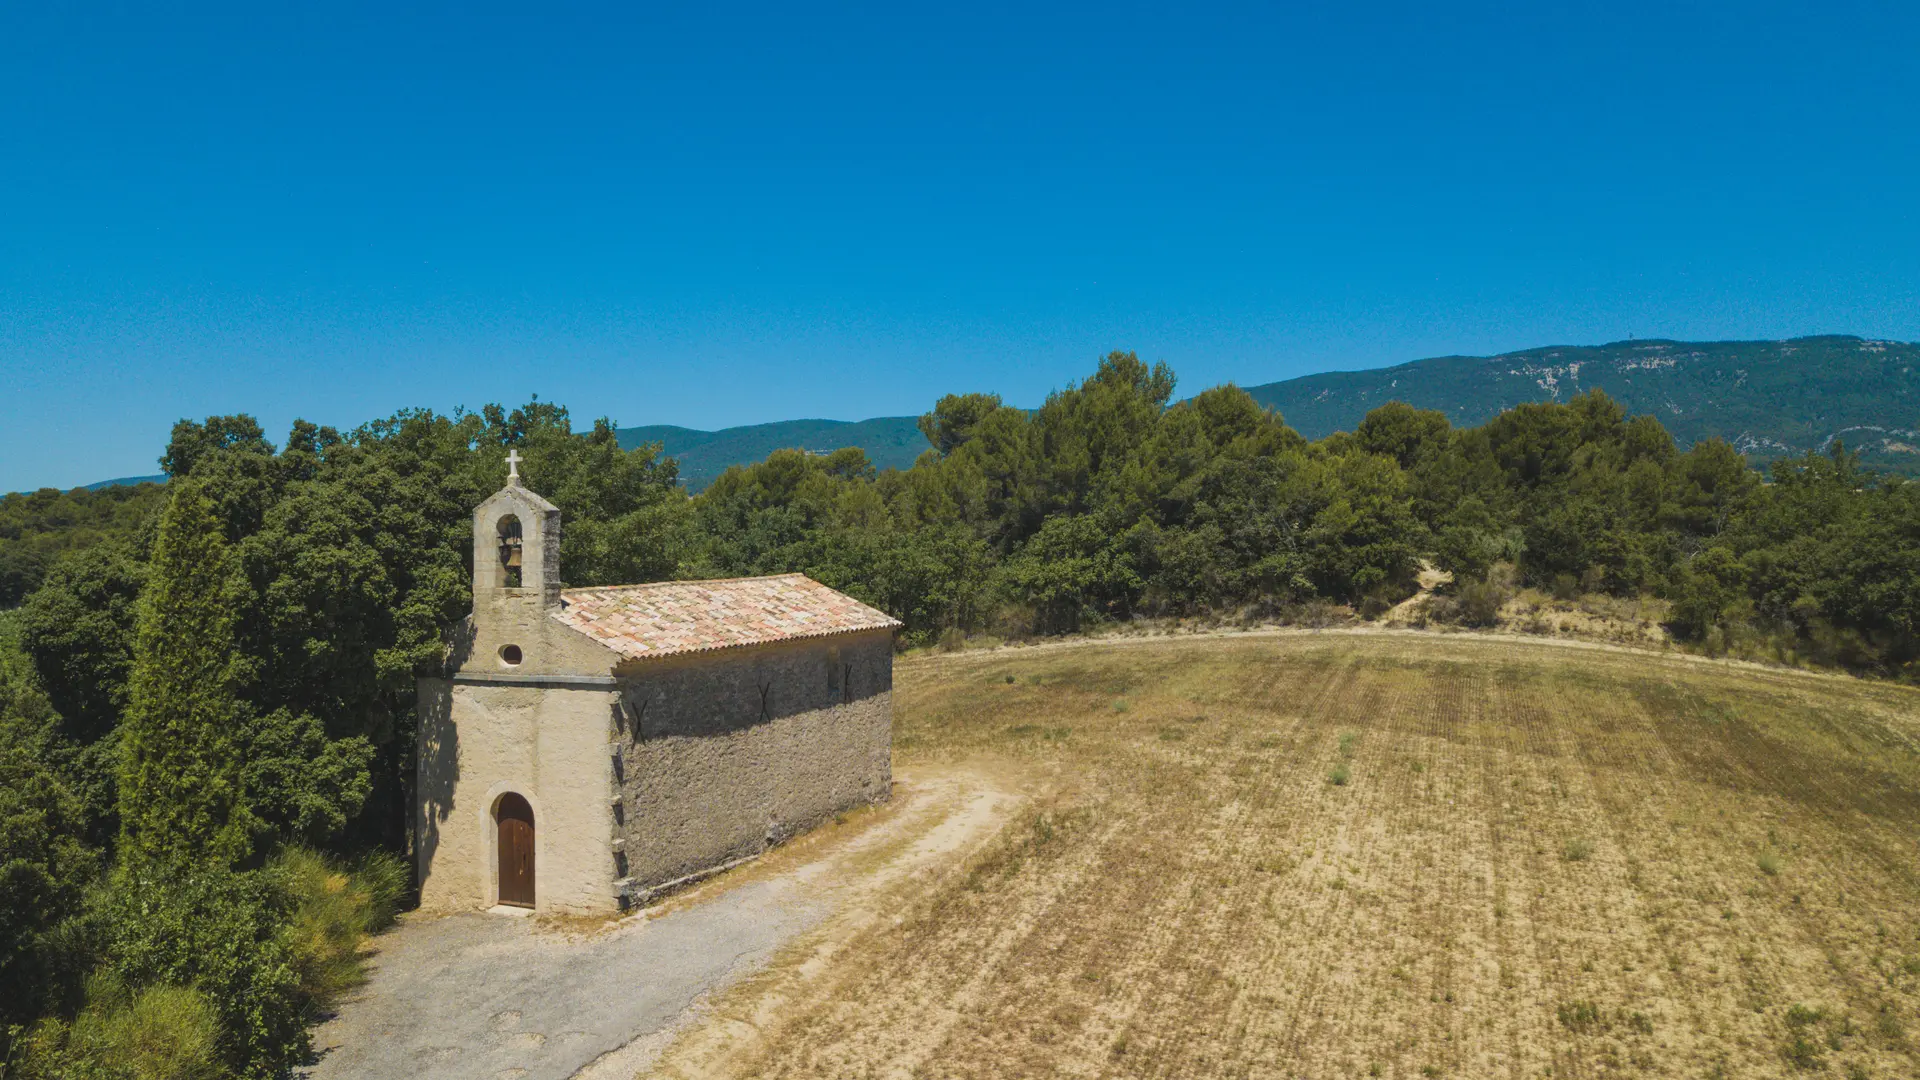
[650,633,1920,1080]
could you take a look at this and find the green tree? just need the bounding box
[1355,401,1451,470]
[118,481,253,869]
[0,734,99,1031]
[918,392,1006,456]
[20,543,147,746]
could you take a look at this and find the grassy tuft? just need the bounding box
[273,846,410,1001]
[22,974,222,1080]
[1557,1000,1602,1032]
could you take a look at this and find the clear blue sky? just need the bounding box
[4,2,1916,492]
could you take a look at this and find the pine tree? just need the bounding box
[118,480,253,866]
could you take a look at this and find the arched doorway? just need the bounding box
[496,793,535,908]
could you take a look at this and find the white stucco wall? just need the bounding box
[416,678,621,915]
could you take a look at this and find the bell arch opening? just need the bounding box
[496,514,524,588]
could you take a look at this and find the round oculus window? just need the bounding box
[498,644,523,666]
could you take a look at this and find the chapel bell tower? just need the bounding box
[472,449,563,612]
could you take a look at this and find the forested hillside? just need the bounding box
[615,417,926,489]
[4,353,1919,1075]
[0,481,167,607]
[603,336,1918,487]
[1246,334,1920,474]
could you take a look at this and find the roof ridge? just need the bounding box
[561,572,809,595]
[550,573,900,662]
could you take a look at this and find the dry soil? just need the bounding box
[644,633,1920,1080]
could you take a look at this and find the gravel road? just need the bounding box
[298,767,1015,1080]
[299,883,827,1080]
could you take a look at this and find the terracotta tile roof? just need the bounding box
[552,574,901,661]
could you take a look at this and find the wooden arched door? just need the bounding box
[496,793,535,908]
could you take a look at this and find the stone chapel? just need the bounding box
[415,458,899,915]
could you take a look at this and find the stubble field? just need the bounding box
[650,633,1920,1079]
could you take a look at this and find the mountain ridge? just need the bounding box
[615,334,1917,488]
[1241,334,1917,469]
[51,336,1911,494]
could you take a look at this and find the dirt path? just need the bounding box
[299,765,1021,1080]
[945,618,1867,688]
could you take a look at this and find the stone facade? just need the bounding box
[416,678,621,915]
[612,630,893,898]
[415,474,895,916]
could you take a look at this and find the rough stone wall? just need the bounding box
[612,629,893,895]
[416,679,621,915]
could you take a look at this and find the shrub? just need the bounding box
[17,973,222,1080]
[1327,763,1351,786]
[1423,575,1509,628]
[1785,1003,1826,1028]
[9,846,405,1080]
[349,850,410,935]
[1557,999,1602,1031]
[270,847,406,1002]
[96,862,308,1079]
[1357,587,1397,620]
[1453,577,1508,628]
[1782,1003,1828,1070]
[1563,838,1593,861]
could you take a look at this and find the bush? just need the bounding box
[1556,999,1601,1031]
[270,847,407,1002]
[10,849,406,1080]
[1424,575,1509,628]
[17,973,221,1080]
[1453,578,1509,628]
[349,850,410,935]
[95,862,307,1079]
[1356,587,1397,620]
[0,739,102,1030]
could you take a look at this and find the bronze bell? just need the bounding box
[498,519,524,568]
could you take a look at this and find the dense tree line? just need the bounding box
[0,483,166,608]
[689,353,1917,674]
[3,353,1917,1074]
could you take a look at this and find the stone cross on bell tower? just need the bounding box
[470,455,562,608]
